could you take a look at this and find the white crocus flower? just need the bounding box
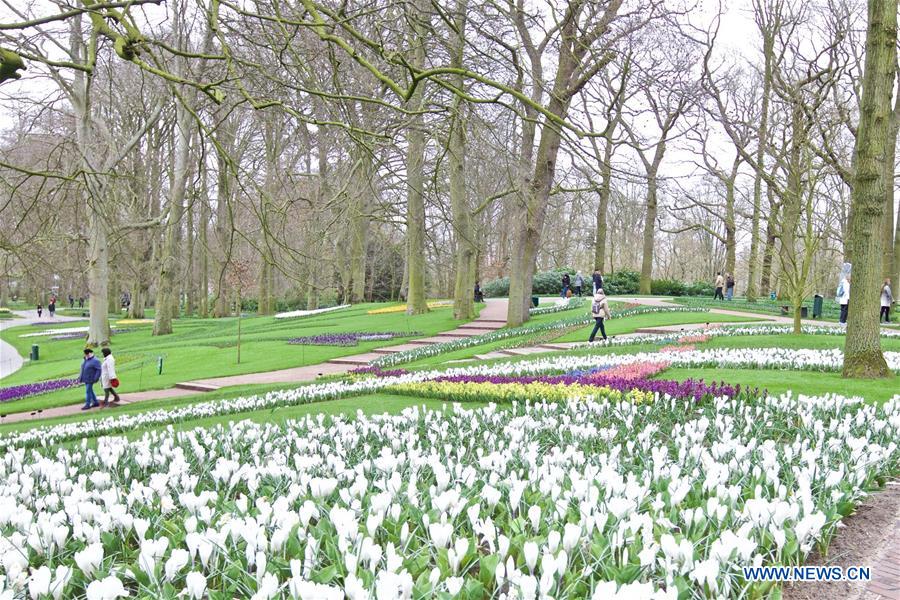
[74,543,104,578]
[184,572,206,600]
[85,576,129,600]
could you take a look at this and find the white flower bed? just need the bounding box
[274,305,351,320]
[18,327,90,338]
[0,395,897,599]
[440,348,900,377]
[567,323,900,350]
[5,346,897,451]
[528,297,586,316]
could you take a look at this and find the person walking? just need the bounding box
[837,274,851,324]
[68,294,74,308]
[574,272,584,297]
[592,270,604,294]
[48,297,56,318]
[725,273,735,301]
[36,303,43,318]
[714,272,725,300]
[474,282,484,303]
[78,297,84,309]
[589,288,612,342]
[561,273,571,298]
[100,348,121,406]
[79,348,102,410]
[881,279,893,323]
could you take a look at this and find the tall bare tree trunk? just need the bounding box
[594,137,613,272]
[448,0,476,321]
[639,170,658,294]
[185,189,195,317]
[212,116,236,318]
[349,149,372,304]
[199,191,209,318]
[154,101,191,336]
[404,0,430,315]
[843,0,896,378]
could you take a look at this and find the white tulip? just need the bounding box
[164,549,190,581]
[523,541,539,574]
[74,543,104,578]
[85,576,129,600]
[184,572,206,600]
[27,566,51,600]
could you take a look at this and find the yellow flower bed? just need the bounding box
[115,319,154,325]
[367,301,453,315]
[0,307,10,313]
[389,380,654,405]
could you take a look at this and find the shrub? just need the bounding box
[603,269,640,295]
[650,278,686,296]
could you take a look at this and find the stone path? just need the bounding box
[0,310,86,379]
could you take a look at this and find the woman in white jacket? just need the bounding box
[100,347,121,406]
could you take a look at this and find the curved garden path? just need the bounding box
[0,310,86,379]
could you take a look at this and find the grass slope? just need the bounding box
[0,303,476,413]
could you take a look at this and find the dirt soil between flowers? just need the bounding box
[782,482,900,600]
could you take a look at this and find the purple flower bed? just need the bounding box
[287,332,422,347]
[431,373,751,401]
[0,378,80,403]
[350,365,410,377]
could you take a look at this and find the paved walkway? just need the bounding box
[0,310,86,379]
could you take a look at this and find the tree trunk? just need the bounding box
[212,117,235,318]
[639,170,658,294]
[199,174,210,318]
[882,103,897,280]
[748,18,775,302]
[843,0,896,378]
[760,192,779,296]
[449,0,476,321]
[349,150,372,304]
[724,173,737,278]
[404,0,430,315]
[185,189,195,317]
[153,102,191,336]
[593,136,613,272]
[86,208,111,345]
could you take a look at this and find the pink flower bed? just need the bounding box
[583,361,669,381]
[659,344,696,353]
[677,334,711,344]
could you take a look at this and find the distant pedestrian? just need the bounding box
[100,348,121,406]
[48,298,56,318]
[36,303,43,318]
[837,275,851,324]
[592,270,604,294]
[474,282,484,303]
[68,294,74,308]
[561,273,571,298]
[574,272,584,297]
[78,297,84,309]
[725,273,735,301]
[714,272,725,300]
[881,279,893,323]
[79,348,102,410]
[589,289,612,343]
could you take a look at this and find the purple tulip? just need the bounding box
[288,332,421,347]
[0,378,80,403]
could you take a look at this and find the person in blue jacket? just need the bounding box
[79,348,102,410]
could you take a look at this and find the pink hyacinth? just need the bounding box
[584,361,669,381]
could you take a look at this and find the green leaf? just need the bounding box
[479,554,500,588]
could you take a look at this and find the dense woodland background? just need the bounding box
[0,0,897,357]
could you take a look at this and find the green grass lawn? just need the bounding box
[0,303,479,414]
[672,295,846,322]
[663,367,898,404]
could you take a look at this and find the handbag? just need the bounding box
[110,378,120,388]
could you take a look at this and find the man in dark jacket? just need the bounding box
[561,273,571,297]
[79,348,102,410]
[592,270,604,294]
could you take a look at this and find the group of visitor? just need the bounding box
[834,274,893,325]
[79,347,121,410]
[713,272,736,300]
